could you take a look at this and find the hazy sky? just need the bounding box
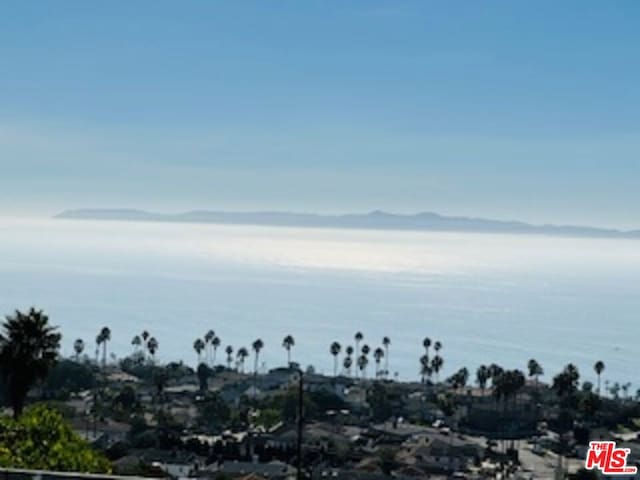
[1,1,639,228]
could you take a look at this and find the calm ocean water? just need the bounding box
[0,218,638,386]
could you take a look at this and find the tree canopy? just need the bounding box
[0,308,61,418]
[0,404,111,473]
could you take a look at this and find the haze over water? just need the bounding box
[0,218,638,387]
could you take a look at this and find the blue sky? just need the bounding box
[1,1,639,228]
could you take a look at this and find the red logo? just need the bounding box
[585,441,637,475]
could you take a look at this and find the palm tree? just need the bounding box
[527,359,544,388]
[252,339,264,375]
[147,337,158,362]
[131,335,142,353]
[361,344,370,356]
[553,363,580,398]
[373,347,384,378]
[141,330,150,342]
[345,345,354,377]
[194,338,205,365]
[282,335,295,366]
[357,354,369,379]
[211,336,221,365]
[343,356,353,376]
[420,354,431,383]
[330,341,341,377]
[94,334,101,364]
[225,345,234,369]
[354,332,363,376]
[0,308,61,418]
[422,337,431,356]
[99,326,111,367]
[476,365,489,392]
[204,329,215,365]
[434,340,442,354]
[237,347,249,373]
[431,355,443,382]
[73,338,85,361]
[382,336,391,378]
[622,382,631,400]
[593,360,605,396]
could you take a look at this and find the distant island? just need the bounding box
[55,208,640,239]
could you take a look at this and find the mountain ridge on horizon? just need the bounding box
[54,208,640,239]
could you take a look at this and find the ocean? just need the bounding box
[0,218,638,388]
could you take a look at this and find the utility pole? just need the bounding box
[296,369,304,480]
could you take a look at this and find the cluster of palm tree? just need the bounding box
[131,330,159,362]
[75,328,159,368]
[193,329,221,366]
[420,337,444,383]
[206,338,264,375]
[446,367,469,391]
[327,333,392,381]
[72,325,615,402]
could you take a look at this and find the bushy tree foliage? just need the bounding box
[0,404,111,473]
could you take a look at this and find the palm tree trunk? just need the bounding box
[384,347,389,378]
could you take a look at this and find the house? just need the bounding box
[344,385,368,410]
[397,431,483,474]
[71,418,131,448]
[146,451,205,479]
[204,459,295,479]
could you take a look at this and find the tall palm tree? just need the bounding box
[357,354,369,380]
[422,337,432,356]
[594,360,605,396]
[330,341,341,377]
[99,327,111,367]
[140,331,150,359]
[282,335,295,366]
[211,336,221,365]
[361,344,370,356]
[94,333,102,364]
[204,329,215,365]
[420,354,431,383]
[147,337,158,362]
[382,336,391,378]
[0,308,61,418]
[373,347,384,378]
[225,345,234,369]
[431,355,444,382]
[527,359,544,388]
[354,332,363,376]
[131,335,142,353]
[194,338,205,365]
[434,340,442,354]
[73,338,85,361]
[237,347,249,373]
[252,339,264,375]
[345,345,354,377]
[552,363,580,398]
[476,365,489,393]
[343,356,353,377]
